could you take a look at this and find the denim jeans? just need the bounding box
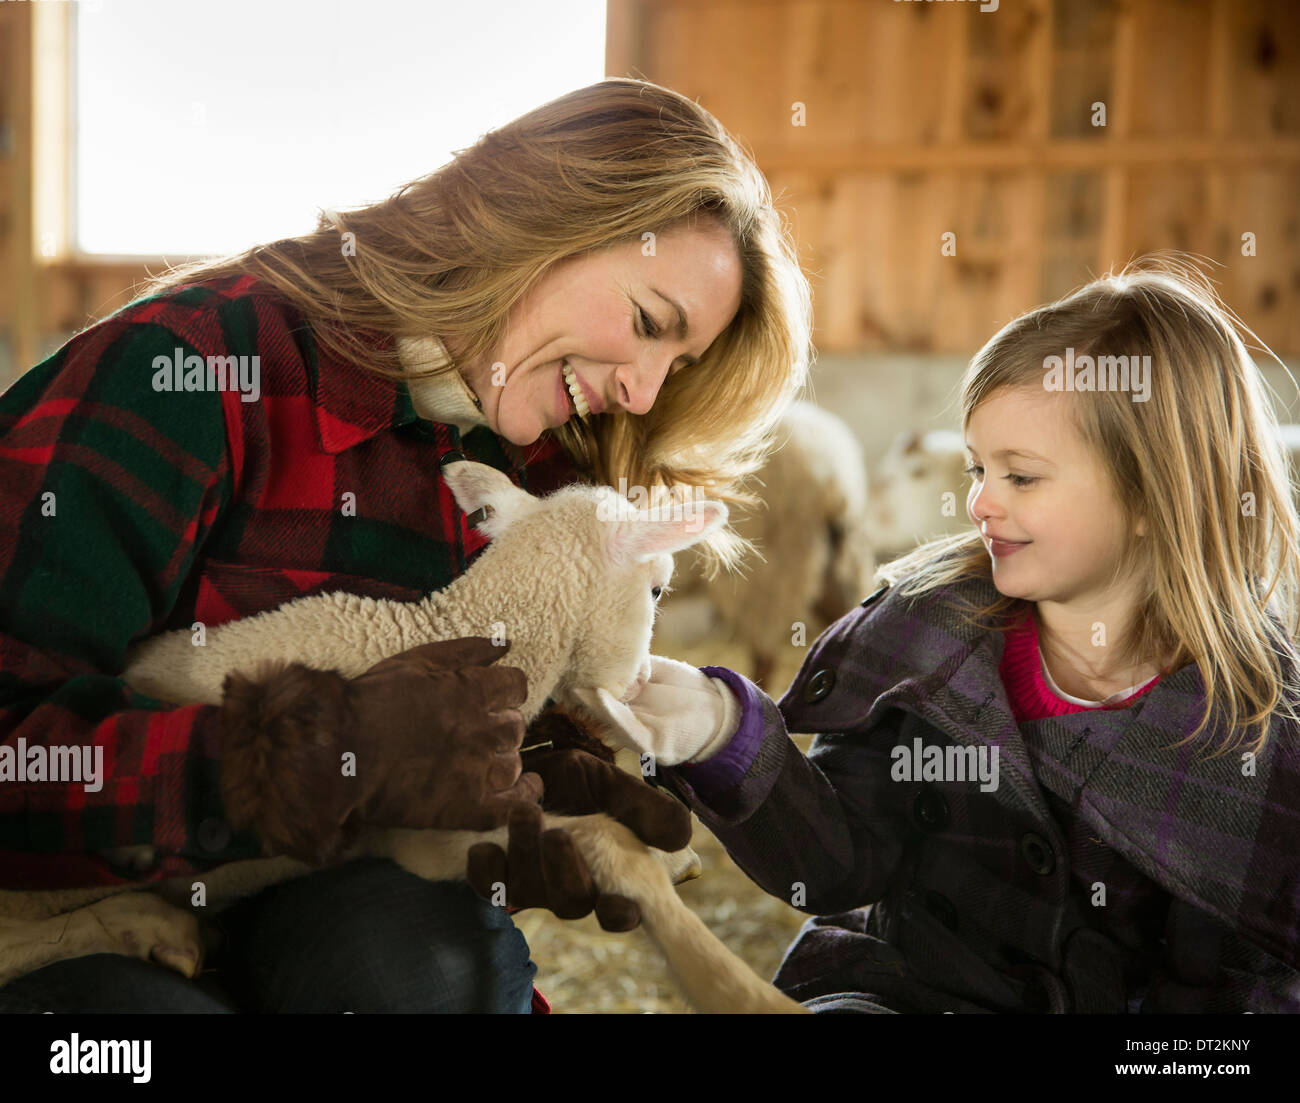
[0,858,538,1013]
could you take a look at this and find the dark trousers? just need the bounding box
[0,859,537,1013]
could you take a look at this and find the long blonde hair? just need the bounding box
[878,255,1300,757]
[141,79,812,576]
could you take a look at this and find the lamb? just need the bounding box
[654,400,877,690]
[0,461,807,1014]
[866,428,971,560]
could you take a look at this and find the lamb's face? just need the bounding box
[561,546,672,707]
[542,480,727,711]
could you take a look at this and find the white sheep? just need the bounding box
[655,400,877,690]
[866,428,971,560]
[0,461,807,1014]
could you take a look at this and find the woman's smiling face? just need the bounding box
[453,217,744,446]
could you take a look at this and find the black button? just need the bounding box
[439,450,467,468]
[198,818,232,853]
[861,583,889,607]
[924,890,959,931]
[803,669,835,703]
[912,786,949,831]
[1020,831,1056,875]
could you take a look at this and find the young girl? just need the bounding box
[604,256,1300,1012]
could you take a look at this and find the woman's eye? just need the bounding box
[638,307,659,339]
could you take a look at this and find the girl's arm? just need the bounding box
[655,665,911,915]
[1140,897,1300,1012]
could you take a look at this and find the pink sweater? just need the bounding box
[999,608,1161,722]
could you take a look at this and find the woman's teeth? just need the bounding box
[562,361,592,419]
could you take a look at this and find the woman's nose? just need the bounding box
[614,355,673,416]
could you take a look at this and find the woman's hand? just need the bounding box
[218,638,541,865]
[575,655,741,767]
[466,744,693,931]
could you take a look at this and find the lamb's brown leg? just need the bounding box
[0,892,204,990]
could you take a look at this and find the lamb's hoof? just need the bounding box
[663,845,703,885]
[84,892,205,979]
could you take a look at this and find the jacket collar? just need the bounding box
[307,328,418,454]
[306,330,488,454]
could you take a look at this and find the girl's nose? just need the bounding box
[968,483,1002,523]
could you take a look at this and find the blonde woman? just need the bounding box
[0,79,812,1012]
[602,257,1300,1012]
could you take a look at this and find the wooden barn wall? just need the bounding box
[3,0,1298,385]
[609,0,1300,356]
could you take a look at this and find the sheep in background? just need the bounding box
[0,461,806,1014]
[1274,424,1300,508]
[866,428,971,560]
[655,400,877,691]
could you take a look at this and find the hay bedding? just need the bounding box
[521,637,815,1013]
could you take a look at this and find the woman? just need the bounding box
[0,78,812,1012]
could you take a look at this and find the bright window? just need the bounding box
[73,0,607,256]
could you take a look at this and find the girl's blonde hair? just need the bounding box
[141,78,812,577]
[877,255,1300,757]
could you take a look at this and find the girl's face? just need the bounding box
[965,386,1145,607]
[453,219,744,446]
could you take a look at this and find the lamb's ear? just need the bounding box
[607,500,729,565]
[441,460,537,539]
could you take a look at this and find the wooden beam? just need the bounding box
[605,0,647,79]
[3,3,37,375]
[755,139,1300,175]
[31,0,69,264]
[1098,0,1136,273]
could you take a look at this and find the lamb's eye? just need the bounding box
[651,585,663,600]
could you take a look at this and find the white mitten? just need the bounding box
[574,655,741,767]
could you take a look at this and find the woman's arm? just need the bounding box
[0,306,248,886]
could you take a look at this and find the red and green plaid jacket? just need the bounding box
[0,274,587,891]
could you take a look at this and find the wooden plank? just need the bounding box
[755,137,1300,174]
[604,0,646,79]
[1098,0,1135,274]
[31,0,69,263]
[3,2,37,374]
[1129,0,1213,138]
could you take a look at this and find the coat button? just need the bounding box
[198,817,232,853]
[924,890,959,931]
[803,669,835,703]
[439,449,467,468]
[1020,831,1056,875]
[912,786,949,831]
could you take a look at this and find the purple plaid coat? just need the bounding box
[664,571,1300,1013]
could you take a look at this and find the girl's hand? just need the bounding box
[575,655,741,767]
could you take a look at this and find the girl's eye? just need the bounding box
[963,463,1037,488]
[638,306,660,339]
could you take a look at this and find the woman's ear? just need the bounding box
[440,460,537,539]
